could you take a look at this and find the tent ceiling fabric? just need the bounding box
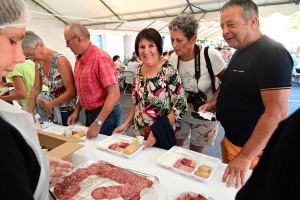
[28,0,299,40]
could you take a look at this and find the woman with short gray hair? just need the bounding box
[169,14,226,153]
[168,14,198,41]
[23,30,77,126]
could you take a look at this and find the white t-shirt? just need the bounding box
[170,46,226,123]
[128,61,139,73]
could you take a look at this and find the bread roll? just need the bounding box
[198,165,212,173]
[194,165,212,179]
[123,142,139,155]
[72,130,86,138]
[194,170,210,179]
[72,134,80,138]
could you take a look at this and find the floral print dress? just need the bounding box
[132,61,187,139]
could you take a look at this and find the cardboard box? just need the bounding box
[37,130,85,163]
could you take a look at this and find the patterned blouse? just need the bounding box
[132,61,187,139]
[38,52,76,110]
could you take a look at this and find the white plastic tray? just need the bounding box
[43,124,88,136]
[157,146,221,182]
[96,134,145,159]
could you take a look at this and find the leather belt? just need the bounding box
[60,107,74,112]
[87,106,103,114]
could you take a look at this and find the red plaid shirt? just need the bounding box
[74,44,118,110]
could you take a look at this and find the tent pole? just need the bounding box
[31,0,68,25]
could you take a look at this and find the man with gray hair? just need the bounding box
[64,22,122,138]
[215,0,293,189]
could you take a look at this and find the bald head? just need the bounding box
[66,22,90,40]
[64,22,91,55]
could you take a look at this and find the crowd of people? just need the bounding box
[0,0,299,199]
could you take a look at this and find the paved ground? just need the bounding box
[80,83,300,161]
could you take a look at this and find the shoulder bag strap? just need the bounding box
[204,46,216,93]
[177,44,201,89]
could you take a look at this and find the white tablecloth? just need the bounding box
[69,133,252,200]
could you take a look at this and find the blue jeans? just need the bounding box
[85,102,122,136]
[61,110,81,126]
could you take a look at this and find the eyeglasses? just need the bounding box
[65,36,76,45]
[25,43,38,59]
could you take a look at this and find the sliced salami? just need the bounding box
[54,162,155,199]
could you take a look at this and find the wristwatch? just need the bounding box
[95,118,103,126]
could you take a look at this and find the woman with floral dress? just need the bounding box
[113,28,187,149]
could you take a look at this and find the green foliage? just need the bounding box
[259,17,266,27]
[285,11,300,32]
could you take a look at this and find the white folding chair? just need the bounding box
[122,70,135,95]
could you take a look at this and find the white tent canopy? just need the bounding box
[27,0,300,39]
[24,0,300,64]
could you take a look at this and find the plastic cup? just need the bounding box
[64,129,72,137]
[154,184,168,200]
[136,136,144,146]
[140,188,158,200]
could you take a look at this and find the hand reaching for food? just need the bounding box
[143,131,157,150]
[112,123,130,134]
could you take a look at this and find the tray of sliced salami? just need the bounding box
[175,192,214,200]
[50,159,159,200]
[96,134,145,159]
[157,146,221,182]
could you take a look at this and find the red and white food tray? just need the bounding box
[96,134,145,159]
[157,146,221,182]
[176,192,214,200]
[50,159,159,200]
